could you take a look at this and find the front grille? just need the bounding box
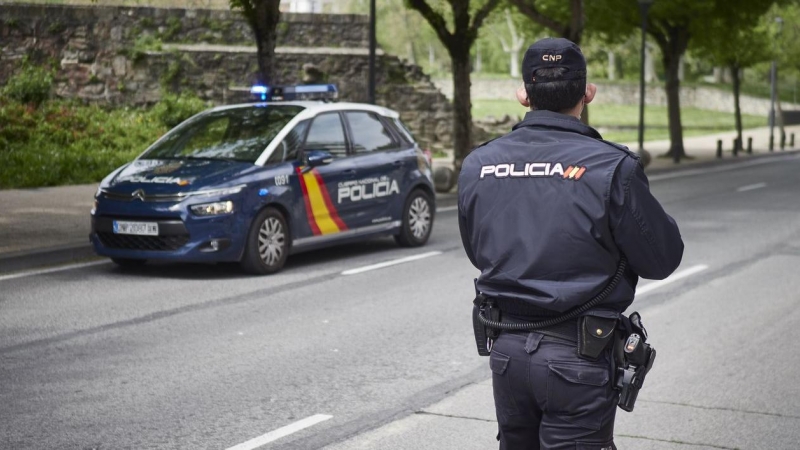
[101,190,187,202]
[97,232,190,251]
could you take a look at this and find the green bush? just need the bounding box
[149,92,209,128]
[2,62,54,105]
[0,98,168,188]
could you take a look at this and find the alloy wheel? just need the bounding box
[258,217,285,266]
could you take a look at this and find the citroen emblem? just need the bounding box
[132,189,146,201]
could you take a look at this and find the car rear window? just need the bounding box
[346,111,397,154]
[141,105,304,163]
[390,117,417,146]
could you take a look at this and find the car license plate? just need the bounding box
[113,220,158,236]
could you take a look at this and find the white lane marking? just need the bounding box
[342,251,442,275]
[0,260,109,282]
[436,205,458,213]
[225,414,333,450]
[737,182,767,192]
[648,154,799,182]
[636,264,708,296]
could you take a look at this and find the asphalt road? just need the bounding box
[2,153,800,450]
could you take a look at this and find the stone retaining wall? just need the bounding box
[0,3,457,152]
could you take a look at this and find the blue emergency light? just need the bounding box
[250,84,338,102]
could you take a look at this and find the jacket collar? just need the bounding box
[512,110,603,140]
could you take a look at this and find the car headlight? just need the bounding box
[190,201,234,216]
[189,184,246,198]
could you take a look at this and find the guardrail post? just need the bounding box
[716,139,723,159]
[747,137,753,154]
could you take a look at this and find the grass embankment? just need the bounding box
[0,95,208,189]
[473,99,766,143]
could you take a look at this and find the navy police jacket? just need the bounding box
[458,110,683,316]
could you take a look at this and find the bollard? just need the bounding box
[733,138,739,156]
[747,137,753,154]
[792,133,795,148]
[770,135,774,151]
[781,132,786,150]
[716,139,723,159]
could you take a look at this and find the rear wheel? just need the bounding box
[394,189,434,247]
[240,207,289,275]
[111,258,146,268]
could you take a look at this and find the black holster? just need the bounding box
[472,293,500,356]
[614,311,657,412]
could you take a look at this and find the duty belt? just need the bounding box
[500,315,578,343]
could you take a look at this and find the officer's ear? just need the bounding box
[583,83,597,105]
[516,85,530,108]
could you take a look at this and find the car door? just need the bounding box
[342,110,407,229]
[296,112,357,238]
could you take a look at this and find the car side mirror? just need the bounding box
[306,150,334,167]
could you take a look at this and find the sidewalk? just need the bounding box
[2,125,799,273]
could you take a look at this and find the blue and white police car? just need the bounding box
[90,85,435,274]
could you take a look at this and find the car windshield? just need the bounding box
[141,105,304,163]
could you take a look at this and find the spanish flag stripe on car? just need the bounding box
[311,169,348,231]
[295,167,348,235]
[296,167,322,236]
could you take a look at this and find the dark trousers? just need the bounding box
[490,330,618,450]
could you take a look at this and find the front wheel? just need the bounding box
[394,189,434,247]
[240,207,290,275]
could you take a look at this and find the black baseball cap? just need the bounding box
[521,37,586,84]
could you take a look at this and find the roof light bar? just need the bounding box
[250,84,338,102]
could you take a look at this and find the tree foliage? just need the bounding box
[229,0,281,84]
[405,0,502,168]
[506,0,585,44]
[589,0,780,160]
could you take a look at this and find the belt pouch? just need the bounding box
[578,316,617,360]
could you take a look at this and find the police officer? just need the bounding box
[458,38,683,449]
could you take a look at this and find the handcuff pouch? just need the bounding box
[578,315,617,360]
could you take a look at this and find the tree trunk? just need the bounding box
[731,62,743,151]
[663,59,685,161]
[509,50,519,78]
[656,26,689,162]
[251,1,281,85]
[607,51,616,80]
[644,45,656,83]
[451,45,473,171]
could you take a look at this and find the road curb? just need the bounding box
[645,149,800,175]
[0,243,98,275]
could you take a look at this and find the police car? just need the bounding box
[90,85,435,274]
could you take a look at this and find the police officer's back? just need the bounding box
[458,38,683,450]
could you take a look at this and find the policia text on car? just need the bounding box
[458,38,683,449]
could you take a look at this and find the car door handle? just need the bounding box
[392,160,405,166]
[342,169,357,177]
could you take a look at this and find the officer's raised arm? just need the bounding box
[610,156,684,280]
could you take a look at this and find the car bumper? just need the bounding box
[90,212,247,263]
